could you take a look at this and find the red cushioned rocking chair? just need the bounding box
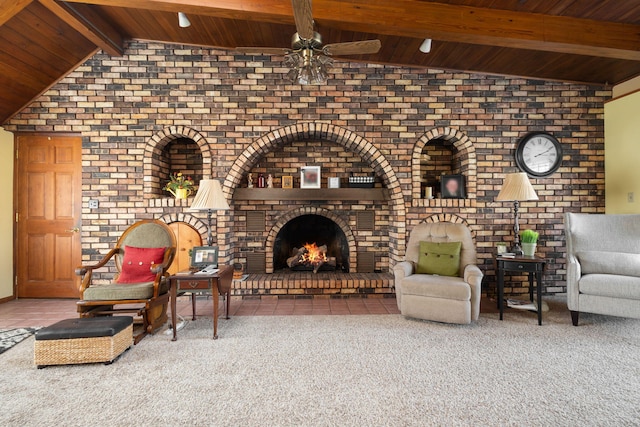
[75,220,177,344]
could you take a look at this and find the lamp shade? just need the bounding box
[190,179,230,211]
[496,172,539,202]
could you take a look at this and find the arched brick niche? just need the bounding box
[412,127,477,208]
[265,207,357,274]
[157,212,208,236]
[420,213,477,239]
[222,122,407,267]
[143,126,212,199]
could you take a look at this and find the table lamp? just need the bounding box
[496,172,538,255]
[189,179,230,246]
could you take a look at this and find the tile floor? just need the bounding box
[0,296,401,328]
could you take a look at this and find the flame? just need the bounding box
[300,242,327,265]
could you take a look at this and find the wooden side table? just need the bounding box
[496,255,546,325]
[169,264,233,340]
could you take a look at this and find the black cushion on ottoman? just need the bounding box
[36,316,133,341]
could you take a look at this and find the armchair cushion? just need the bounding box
[83,280,170,301]
[577,251,640,278]
[416,241,461,277]
[401,274,471,301]
[117,246,166,283]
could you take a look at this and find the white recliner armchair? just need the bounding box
[393,222,483,324]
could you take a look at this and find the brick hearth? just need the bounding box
[234,272,394,296]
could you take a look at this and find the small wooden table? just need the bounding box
[496,255,546,325]
[169,265,233,340]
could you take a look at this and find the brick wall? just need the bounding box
[4,40,610,296]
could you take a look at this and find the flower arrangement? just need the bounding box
[520,229,539,244]
[163,172,195,198]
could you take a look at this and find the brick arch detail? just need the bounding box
[411,127,477,200]
[143,126,213,198]
[157,212,209,237]
[420,213,476,239]
[222,122,407,266]
[264,207,357,273]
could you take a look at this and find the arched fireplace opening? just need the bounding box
[273,214,349,272]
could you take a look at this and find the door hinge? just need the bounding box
[15,212,18,222]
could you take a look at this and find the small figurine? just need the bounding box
[247,173,254,188]
[267,174,273,188]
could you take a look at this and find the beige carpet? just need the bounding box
[1,297,639,426]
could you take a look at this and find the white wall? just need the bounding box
[0,128,13,299]
[605,91,640,214]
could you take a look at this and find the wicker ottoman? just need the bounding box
[34,316,133,368]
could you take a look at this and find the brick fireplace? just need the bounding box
[221,123,403,295]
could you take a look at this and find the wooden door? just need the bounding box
[16,135,82,298]
[168,222,202,275]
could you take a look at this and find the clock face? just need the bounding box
[515,133,563,177]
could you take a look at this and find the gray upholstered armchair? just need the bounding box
[565,213,640,326]
[393,222,483,324]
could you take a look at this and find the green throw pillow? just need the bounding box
[416,241,462,277]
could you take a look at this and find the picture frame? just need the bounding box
[441,174,465,199]
[328,177,340,188]
[300,166,321,189]
[191,246,219,268]
[282,175,293,189]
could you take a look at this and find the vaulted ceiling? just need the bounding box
[2,0,640,124]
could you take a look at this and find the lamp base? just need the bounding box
[512,243,523,256]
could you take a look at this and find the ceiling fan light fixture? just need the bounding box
[283,49,331,85]
[178,12,191,28]
[419,38,432,53]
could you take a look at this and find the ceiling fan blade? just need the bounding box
[292,0,314,40]
[235,47,290,55]
[323,40,382,56]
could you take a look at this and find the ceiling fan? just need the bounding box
[235,0,381,85]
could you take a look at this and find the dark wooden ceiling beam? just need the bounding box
[0,0,33,26]
[39,0,125,56]
[63,0,640,61]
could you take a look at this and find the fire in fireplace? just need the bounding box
[287,242,337,273]
[273,214,349,272]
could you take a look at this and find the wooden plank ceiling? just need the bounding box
[2,0,640,124]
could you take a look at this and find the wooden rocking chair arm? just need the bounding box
[75,248,121,276]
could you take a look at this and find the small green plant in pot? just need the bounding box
[520,229,539,256]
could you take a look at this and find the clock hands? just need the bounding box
[533,148,553,157]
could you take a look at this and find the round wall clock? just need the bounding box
[515,132,563,178]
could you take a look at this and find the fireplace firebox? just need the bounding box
[273,214,349,272]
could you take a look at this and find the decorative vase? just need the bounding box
[175,188,189,199]
[522,242,537,257]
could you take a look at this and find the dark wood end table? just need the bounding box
[496,255,546,325]
[169,264,233,340]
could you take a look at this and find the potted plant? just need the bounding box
[163,172,195,199]
[520,229,539,257]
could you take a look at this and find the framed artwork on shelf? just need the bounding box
[300,166,321,189]
[441,174,465,199]
[328,177,340,188]
[191,246,219,268]
[282,175,293,189]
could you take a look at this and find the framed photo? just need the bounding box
[282,175,293,189]
[328,177,340,188]
[191,246,218,268]
[441,174,465,199]
[300,166,321,189]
